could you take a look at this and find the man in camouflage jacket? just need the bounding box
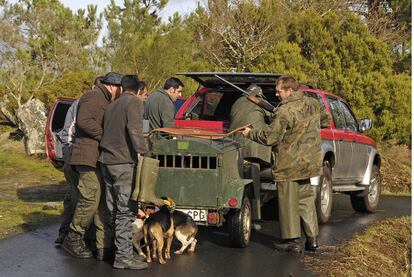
[242,75,331,252]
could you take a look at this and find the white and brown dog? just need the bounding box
[141,197,198,264]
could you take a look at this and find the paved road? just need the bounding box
[0,195,410,277]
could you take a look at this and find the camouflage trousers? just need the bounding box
[100,163,137,261]
[277,179,319,239]
[69,165,113,250]
[58,146,79,236]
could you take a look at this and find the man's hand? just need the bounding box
[241,127,252,137]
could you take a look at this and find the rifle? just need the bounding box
[214,74,277,113]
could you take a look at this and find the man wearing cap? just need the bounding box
[229,84,272,223]
[62,72,123,259]
[144,77,184,131]
[99,75,149,270]
[242,75,331,253]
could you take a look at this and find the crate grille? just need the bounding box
[156,154,217,169]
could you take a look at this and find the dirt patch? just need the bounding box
[304,216,411,276]
[379,143,411,194]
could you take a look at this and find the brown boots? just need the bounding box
[62,231,93,258]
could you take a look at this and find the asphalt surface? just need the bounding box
[0,194,410,277]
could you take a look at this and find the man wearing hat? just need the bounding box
[229,84,272,223]
[62,72,123,259]
[99,75,149,270]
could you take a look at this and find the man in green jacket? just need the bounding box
[242,75,331,252]
[229,84,271,163]
[144,77,184,131]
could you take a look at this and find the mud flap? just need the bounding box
[243,162,261,220]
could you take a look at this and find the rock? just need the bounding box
[17,99,47,155]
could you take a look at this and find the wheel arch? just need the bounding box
[360,148,381,185]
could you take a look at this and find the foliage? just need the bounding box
[38,70,98,109]
[189,0,281,72]
[103,0,208,95]
[254,11,411,144]
[0,0,102,123]
[0,0,411,145]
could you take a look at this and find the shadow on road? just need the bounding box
[16,181,68,202]
[21,212,61,233]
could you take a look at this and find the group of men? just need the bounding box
[56,72,184,270]
[55,72,329,270]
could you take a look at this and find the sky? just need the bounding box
[60,0,201,22]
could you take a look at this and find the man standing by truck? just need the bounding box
[242,75,331,252]
[62,72,123,259]
[144,77,184,131]
[99,75,149,270]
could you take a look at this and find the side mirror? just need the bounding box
[359,119,372,132]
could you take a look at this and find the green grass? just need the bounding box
[0,140,66,239]
[0,200,63,239]
[305,216,412,276]
[0,150,63,181]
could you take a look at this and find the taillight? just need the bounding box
[44,124,56,160]
[228,198,238,207]
[207,211,218,225]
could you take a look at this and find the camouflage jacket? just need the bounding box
[229,96,271,164]
[247,91,331,181]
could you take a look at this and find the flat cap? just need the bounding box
[101,72,123,85]
[246,84,263,97]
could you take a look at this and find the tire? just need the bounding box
[316,161,333,224]
[228,197,252,248]
[350,164,381,213]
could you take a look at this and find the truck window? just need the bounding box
[52,102,72,132]
[327,97,347,130]
[339,101,358,131]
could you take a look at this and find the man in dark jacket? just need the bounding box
[144,77,184,131]
[242,75,331,253]
[99,75,149,270]
[62,72,123,259]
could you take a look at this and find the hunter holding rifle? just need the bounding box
[229,84,273,223]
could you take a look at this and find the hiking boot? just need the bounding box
[62,231,93,259]
[133,251,146,262]
[54,232,67,246]
[273,238,304,253]
[305,236,319,251]
[96,247,115,261]
[113,258,148,270]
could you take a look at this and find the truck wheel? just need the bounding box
[351,165,381,213]
[316,161,333,224]
[228,197,251,248]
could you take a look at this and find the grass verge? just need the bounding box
[0,137,65,239]
[304,216,412,276]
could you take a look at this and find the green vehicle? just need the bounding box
[151,133,256,248]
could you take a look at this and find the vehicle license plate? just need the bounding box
[176,209,207,222]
